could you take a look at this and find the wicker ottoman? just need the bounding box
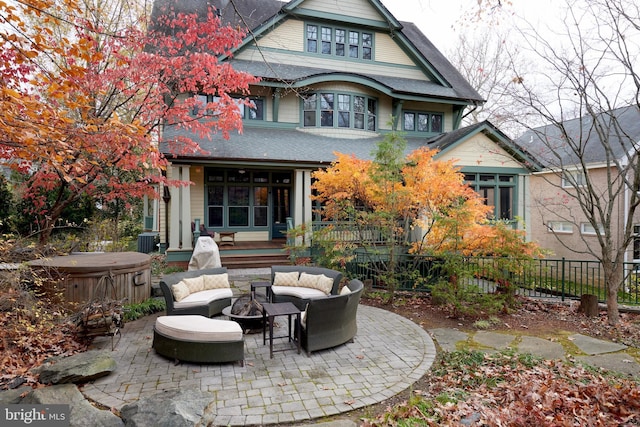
[153,315,244,365]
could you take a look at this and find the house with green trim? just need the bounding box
[152,0,538,266]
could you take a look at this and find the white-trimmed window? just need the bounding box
[234,98,264,120]
[307,24,373,60]
[580,222,603,235]
[303,92,377,131]
[561,170,586,188]
[547,221,573,233]
[403,111,444,134]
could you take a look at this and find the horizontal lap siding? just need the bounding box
[257,20,304,51]
[302,0,381,20]
[239,47,426,81]
[438,134,524,168]
[375,35,415,66]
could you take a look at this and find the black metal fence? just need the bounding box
[344,252,640,305]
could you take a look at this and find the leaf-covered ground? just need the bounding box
[350,293,640,426]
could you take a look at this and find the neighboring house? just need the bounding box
[153,0,538,265]
[517,105,640,262]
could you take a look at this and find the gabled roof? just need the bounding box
[152,0,484,104]
[516,105,640,168]
[427,121,541,171]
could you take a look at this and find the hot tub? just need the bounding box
[28,252,152,305]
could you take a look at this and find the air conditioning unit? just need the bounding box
[137,232,158,253]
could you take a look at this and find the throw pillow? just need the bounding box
[202,273,230,290]
[273,271,299,287]
[316,274,334,295]
[171,281,190,302]
[182,276,204,293]
[298,272,320,289]
[340,285,352,295]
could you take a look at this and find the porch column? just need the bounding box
[294,169,313,241]
[168,164,193,250]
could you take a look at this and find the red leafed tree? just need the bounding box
[0,0,257,244]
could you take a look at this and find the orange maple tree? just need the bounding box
[312,131,542,292]
[0,0,257,243]
[312,143,508,256]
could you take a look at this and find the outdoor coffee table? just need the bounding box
[262,302,301,358]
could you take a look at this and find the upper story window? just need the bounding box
[561,170,586,188]
[307,24,373,60]
[194,94,264,120]
[234,98,264,121]
[303,92,377,131]
[403,111,444,134]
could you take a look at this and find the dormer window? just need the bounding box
[307,24,373,61]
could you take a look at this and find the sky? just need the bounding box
[382,0,559,54]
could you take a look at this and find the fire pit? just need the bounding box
[222,294,265,333]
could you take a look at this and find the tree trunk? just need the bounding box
[578,294,599,317]
[602,260,622,326]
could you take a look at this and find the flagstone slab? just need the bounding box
[518,336,565,360]
[429,328,469,352]
[472,331,516,350]
[569,334,627,355]
[577,353,640,377]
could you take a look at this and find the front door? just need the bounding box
[272,187,290,239]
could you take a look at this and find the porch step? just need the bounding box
[221,253,292,269]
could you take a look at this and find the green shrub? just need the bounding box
[123,298,165,322]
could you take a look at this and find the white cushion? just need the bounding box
[340,285,352,295]
[182,276,204,293]
[155,315,243,342]
[298,272,320,288]
[171,281,190,302]
[316,274,334,294]
[273,271,299,286]
[174,288,233,309]
[202,273,230,290]
[271,285,326,299]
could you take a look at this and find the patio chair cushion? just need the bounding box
[273,271,299,286]
[155,315,243,342]
[340,285,352,295]
[171,281,190,302]
[298,272,319,288]
[174,288,233,309]
[183,276,205,293]
[203,273,230,290]
[271,285,326,300]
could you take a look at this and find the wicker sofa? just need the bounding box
[270,266,343,310]
[300,278,364,355]
[159,267,232,317]
[268,266,363,354]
